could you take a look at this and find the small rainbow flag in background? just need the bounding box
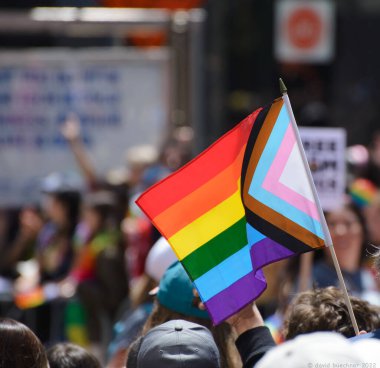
[137,95,330,324]
[14,286,45,309]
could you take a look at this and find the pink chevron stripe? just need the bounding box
[262,123,320,220]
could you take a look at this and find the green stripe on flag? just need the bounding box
[182,217,247,280]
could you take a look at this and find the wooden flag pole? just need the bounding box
[328,245,360,335]
[298,252,314,292]
[279,78,360,335]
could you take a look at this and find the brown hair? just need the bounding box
[140,302,241,368]
[47,343,101,368]
[0,318,49,368]
[283,287,380,340]
[129,274,156,309]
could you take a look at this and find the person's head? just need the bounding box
[142,262,240,368]
[41,173,81,230]
[363,191,380,245]
[325,203,368,269]
[43,191,81,232]
[47,343,101,368]
[0,318,49,368]
[124,145,158,187]
[282,287,380,340]
[82,190,116,234]
[127,320,221,368]
[256,331,380,368]
[145,261,211,328]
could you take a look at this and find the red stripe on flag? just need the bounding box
[153,148,245,238]
[136,109,260,219]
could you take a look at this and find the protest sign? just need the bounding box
[300,127,346,211]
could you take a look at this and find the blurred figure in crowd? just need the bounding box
[312,203,379,301]
[124,129,193,280]
[62,190,128,355]
[62,113,194,284]
[37,173,81,284]
[363,193,380,247]
[107,237,177,368]
[349,178,380,247]
[350,250,380,341]
[364,131,380,187]
[61,114,99,190]
[11,173,82,344]
[0,207,43,286]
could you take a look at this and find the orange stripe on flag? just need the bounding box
[153,147,246,238]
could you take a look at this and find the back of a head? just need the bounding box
[283,287,380,339]
[0,318,48,368]
[256,332,380,368]
[127,319,221,368]
[47,343,101,368]
[143,261,239,368]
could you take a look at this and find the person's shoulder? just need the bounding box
[350,329,380,341]
[312,260,335,284]
[312,262,345,289]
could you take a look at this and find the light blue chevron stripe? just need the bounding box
[247,104,324,239]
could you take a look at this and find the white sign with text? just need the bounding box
[300,127,346,211]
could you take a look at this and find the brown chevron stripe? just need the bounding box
[244,194,325,248]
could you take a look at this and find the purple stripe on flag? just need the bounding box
[204,237,295,325]
[251,237,295,272]
[204,269,267,325]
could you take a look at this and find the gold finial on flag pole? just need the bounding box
[279,77,360,336]
[279,77,287,94]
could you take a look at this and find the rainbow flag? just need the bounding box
[137,96,329,324]
[14,286,45,309]
[349,178,377,208]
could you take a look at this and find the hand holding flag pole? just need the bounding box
[279,78,359,336]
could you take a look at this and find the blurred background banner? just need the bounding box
[101,0,204,8]
[300,127,346,211]
[274,0,335,63]
[0,48,170,206]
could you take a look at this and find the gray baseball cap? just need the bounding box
[134,320,220,368]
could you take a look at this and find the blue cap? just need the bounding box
[157,262,210,320]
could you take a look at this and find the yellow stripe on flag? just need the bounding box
[168,190,245,259]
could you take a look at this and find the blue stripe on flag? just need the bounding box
[194,225,265,302]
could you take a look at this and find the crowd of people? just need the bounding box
[2,113,380,367]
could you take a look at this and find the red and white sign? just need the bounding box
[275,0,335,63]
